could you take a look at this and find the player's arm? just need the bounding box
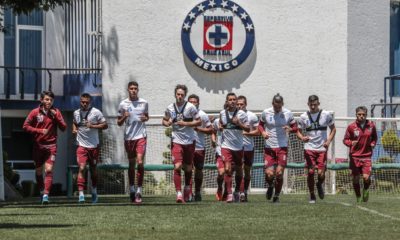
[296,128,310,142]
[195,124,213,134]
[51,108,67,131]
[370,124,378,148]
[258,118,269,139]
[162,110,173,127]
[323,124,336,148]
[117,106,129,126]
[244,119,260,136]
[22,111,45,134]
[72,122,78,135]
[211,130,217,148]
[140,103,150,122]
[177,117,201,127]
[88,121,108,130]
[343,126,355,147]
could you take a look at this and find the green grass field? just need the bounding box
[1,194,400,240]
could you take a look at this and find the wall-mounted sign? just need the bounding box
[182,0,255,72]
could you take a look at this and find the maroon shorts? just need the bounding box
[194,150,205,170]
[350,157,372,176]
[221,148,243,166]
[171,142,195,165]
[33,143,57,167]
[124,138,147,159]
[243,150,255,167]
[304,150,327,170]
[77,146,100,166]
[216,154,224,170]
[264,147,288,168]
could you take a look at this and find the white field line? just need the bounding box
[332,201,400,221]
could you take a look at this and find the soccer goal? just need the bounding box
[67,114,400,197]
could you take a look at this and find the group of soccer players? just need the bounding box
[23,82,377,204]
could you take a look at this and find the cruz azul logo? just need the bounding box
[181,0,255,72]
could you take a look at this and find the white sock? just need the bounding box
[43,194,48,198]
[92,187,97,194]
[137,187,142,194]
[177,191,182,196]
[79,191,84,197]
[130,185,136,193]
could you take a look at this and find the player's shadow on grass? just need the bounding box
[0,223,84,229]
[0,213,53,217]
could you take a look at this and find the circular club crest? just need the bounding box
[181,0,255,72]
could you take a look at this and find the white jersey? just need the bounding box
[260,107,295,148]
[118,98,148,140]
[194,110,211,150]
[165,101,199,145]
[73,107,106,148]
[220,109,248,151]
[212,118,222,156]
[298,110,334,151]
[243,110,259,151]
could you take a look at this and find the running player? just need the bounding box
[188,94,212,201]
[162,84,201,203]
[73,93,108,203]
[237,95,259,202]
[343,106,377,202]
[23,90,67,204]
[258,94,297,203]
[117,81,149,204]
[219,93,249,203]
[296,95,336,203]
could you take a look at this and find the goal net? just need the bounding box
[67,114,400,197]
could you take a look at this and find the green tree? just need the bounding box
[381,129,400,158]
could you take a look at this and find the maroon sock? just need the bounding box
[217,175,224,192]
[36,174,44,193]
[353,182,361,197]
[137,165,144,187]
[77,174,86,191]
[275,176,283,195]
[224,174,233,194]
[235,175,242,192]
[44,171,53,195]
[244,177,251,192]
[307,174,315,194]
[184,170,192,187]
[363,179,371,190]
[173,169,182,192]
[128,165,135,187]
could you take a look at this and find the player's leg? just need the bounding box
[172,143,184,203]
[125,140,137,202]
[361,160,372,202]
[33,145,45,201]
[350,158,362,202]
[222,148,233,203]
[273,148,288,203]
[88,147,99,203]
[304,150,316,203]
[233,150,244,202]
[134,138,147,204]
[42,145,57,204]
[242,150,254,202]
[193,150,205,201]
[264,148,275,201]
[76,146,88,203]
[316,151,327,200]
[216,154,225,201]
[182,143,195,202]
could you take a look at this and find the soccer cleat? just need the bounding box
[216,190,223,201]
[79,195,85,203]
[194,192,202,202]
[130,192,136,203]
[233,191,240,203]
[362,189,369,203]
[309,193,316,204]
[135,192,142,204]
[41,195,49,205]
[226,194,233,203]
[91,193,98,204]
[317,183,325,200]
[183,186,191,202]
[240,192,247,202]
[176,192,184,203]
[272,196,280,203]
[266,186,274,200]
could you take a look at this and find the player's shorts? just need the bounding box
[194,150,205,170]
[264,147,288,169]
[124,138,147,159]
[221,148,243,166]
[350,157,372,176]
[33,143,57,166]
[304,150,327,170]
[243,150,255,167]
[171,141,195,165]
[77,146,100,166]
[216,154,224,170]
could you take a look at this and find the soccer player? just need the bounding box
[219,93,249,203]
[162,84,201,203]
[188,94,212,201]
[258,94,297,203]
[296,95,336,203]
[72,93,108,203]
[212,116,226,201]
[23,90,67,204]
[343,106,377,202]
[117,81,149,204]
[237,95,259,202]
